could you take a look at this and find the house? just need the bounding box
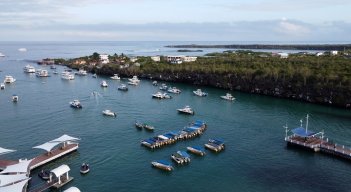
[151,56,160,62]
[166,55,197,64]
[73,59,87,65]
[99,54,109,64]
[277,52,289,59]
[331,50,338,55]
[183,56,197,62]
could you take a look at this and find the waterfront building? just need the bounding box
[99,54,109,64]
[151,56,160,62]
[166,55,197,64]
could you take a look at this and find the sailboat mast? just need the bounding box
[306,114,309,133]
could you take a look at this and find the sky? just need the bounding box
[0,0,351,42]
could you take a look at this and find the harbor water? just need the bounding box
[0,42,351,192]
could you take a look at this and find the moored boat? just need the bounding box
[117,84,128,91]
[110,74,120,80]
[193,89,208,97]
[177,106,194,115]
[70,100,82,109]
[0,52,5,57]
[61,71,75,80]
[4,75,16,83]
[159,84,168,91]
[92,74,97,78]
[152,92,172,99]
[0,83,5,90]
[167,87,181,94]
[187,146,206,156]
[80,163,90,174]
[38,169,50,180]
[128,76,140,83]
[36,69,50,77]
[101,80,108,87]
[171,151,191,164]
[221,93,235,101]
[102,109,116,117]
[151,160,173,171]
[23,65,36,73]
[75,69,87,76]
[204,138,225,152]
[12,94,19,102]
[152,81,158,86]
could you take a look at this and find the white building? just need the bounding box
[278,52,289,59]
[183,56,197,62]
[331,50,338,55]
[99,54,109,64]
[166,55,197,64]
[151,56,160,62]
[316,52,324,56]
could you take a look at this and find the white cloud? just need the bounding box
[277,19,310,36]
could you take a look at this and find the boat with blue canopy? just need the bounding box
[171,151,191,164]
[187,146,206,156]
[151,160,173,171]
[205,138,225,152]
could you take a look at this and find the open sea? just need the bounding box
[0,41,351,192]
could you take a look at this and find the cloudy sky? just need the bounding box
[0,0,350,42]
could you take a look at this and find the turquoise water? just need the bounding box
[0,42,351,192]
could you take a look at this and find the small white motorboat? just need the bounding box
[70,100,82,109]
[0,83,5,90]
[12,94,19,102]
[61,71,75,80]
[75,69,87,76]
[102,109,116,117]
[117,84,128,91]
[220,93,235,101]
[177,106,194,115]
[92,74,97,78]
[128,76,140,83]
[193,89,208,97]
[36,69,50,77]
[80,163,90,174]
[168,87,181,94]
[0,52,5,57]
[23,65,36,73]
[4,75,16,83]
[110,74,120,80]
[101,81,108,87]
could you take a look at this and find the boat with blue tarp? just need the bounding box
[171,151,191,164]
[204,138,225,152]
[187,146,206,156]
[151,160,173,171]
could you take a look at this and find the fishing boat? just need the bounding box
[80,163,90,174]
[101,81,108,87]
[23,65,36,73]
[159,84,168,91]
[92,74,97,78]
[171,151,191,164]
[36,69,50,77]
[187,146,206,156]
[204,139,225,152]
[38,170,50,180]
[193,89,208,97]
[61,71,75,80]
[102,110,116,117]
[220,93,235,101]
[12,94,19,102]
[75,69,87,76]
[177,106,194,115]
[4,75,16,83]
[110,74,120,80]
[167,87,181,94]
[152,81,158,86]
[117,84,128,91]
[0,83,5,90]
[151,160,173,171]
[69,100,82,109]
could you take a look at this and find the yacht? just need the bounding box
[80,163,90,174]
[23,65,36,73]
[151,160,173,172]
[12,94,19,102]
[61,71,75,80]
[193,89,208,97]
[220,93,235,101]
[177,106,194,115]
[159,84,168,91]
[102,109,116,117]
[152,81,158,86]
[128,76,140,83]
[0,83,5,90]
[4,75,16,83]
[69,100,82,109]
[167,87,181,94]
[152,92,172,99]
[110,74,120,80]
[36,69,50,77]
[76,69,87,76]
[117,84,128,91]
[101,81,108,87]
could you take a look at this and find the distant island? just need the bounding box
[177,49,203,52]
[166,44,351,51]
[51,50,351,109]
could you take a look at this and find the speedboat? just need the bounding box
[152,92,164,99]
[12,94,19,102]
[110,74,120,80]
[4,75,16,83]
[102,109,116,117]
[92,74,97,78]
[171,151,191,164]
[193,89,208,97]
[221,93,235,101]
[187,146,206,156]
[50,65,56,69]
[38,170,50,180]
[23,65,36,73]
[117,84,128,91]
[61,71,75,80]
[177,106,194,115]
[159,84,168,91]
[70,100,82,109]
[75,69,87,76]
[204,138,225,152]
[101,81,108,87]
[53,71,58,74]
[80,163,90,174]
[135,121,144,129]
[0,83,5,90]
[152,81,158,86]
[167,87,181,94]
[151,160,173,172]
[128,76,140,83]
[36,69,50,77]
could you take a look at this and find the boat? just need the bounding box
[128,81,138,86]
[61,71,75,80]
[0,52,5,57]
[135,121,154,131]
[92,74,97,78]
[193,89,208,97]
[128,76,140,83]
[135,121,144,129]
[220,93,235,101]
[152,81,158,86]
[159,84,168,91]
[152,92,172,99]
[117,84,128,91]
[69,100,82,109]
[36,69,50,77]
[187,146,206,156]
[38,169,50,180]
[167,87,181,94]
[23,65,36,73]
[151,160,173,171]
[101,81,108,87]
[75,69,87,76]
[12,94,19,102]
[177,106,194,115]
[53,71,58,74]
[102,110,116,117]
[80,163,90,174]
[50,65,56,69]
[110,74,120,80]
[0,83,5,90]
[171,151,191,164]
[18,48,27,52]
[204,138,225,152]
[4,75,16,83]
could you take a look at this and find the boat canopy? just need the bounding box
[210,138,225,145]
[0,178,30,192]
[0,159,32,174]
[192,146,204,151]
[183,127,197,133]
[51,164,70,178]
[157,160,171,166]
[0,174,28,187]
[193,120,205,127]
[33,134,80,152]
[158,135,169,140]
[50,134,80,143]
[33,142,61,152]
[291,127,317,137]
[177,151,190,158]
[0,147,16,156]
[64,187,81,192]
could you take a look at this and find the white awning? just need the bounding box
[0,174,28,187]
[51,164,70,177]
[0,159,32,174]
[0,147,16,156]
[49,134,80,143]
[64,187,81,192]
[0,178,30,192]
[33,142,61,152]
[158,135,169,140]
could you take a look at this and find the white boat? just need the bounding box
[193,89,208,97]
[0,52,5,57]
[159,84,168,91]
[92,74,97,78]
[102,109,116,117]
[110,74,120,80]
[117,84,128,91]
[152,81,158,86]
[23,65,36,73]
[80,163,90,174]
[168,87,181,94]
[177,106,194,115]
[70,100,82,109]
[220,93,235,101]
[36,69,50,77]
[151,160,173,172]
[128,76,140,83]
[128,81,138,86]
[18,48,27,52]
[53,71,58,74]
[4,75,16,83]
[101,81,108,87]
[76,69,87,76]
[61,71,75,80]
[12,94,19,102]
[152,92,172,99]
[0,83,5,90]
